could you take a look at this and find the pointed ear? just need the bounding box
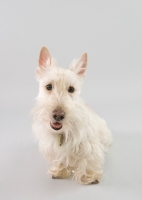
[70,53,88,76]
[36,47,52,80]
[39,47,51,68]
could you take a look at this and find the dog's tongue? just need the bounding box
[51,122,62,129]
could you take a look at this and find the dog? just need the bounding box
[32,47,112,185]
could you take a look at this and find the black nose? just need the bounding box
[52,110,65,122]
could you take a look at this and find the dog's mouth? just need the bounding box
[50,122,62,130]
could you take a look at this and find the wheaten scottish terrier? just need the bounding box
[32,47,112,185]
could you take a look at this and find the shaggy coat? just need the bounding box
[32,47,112,184]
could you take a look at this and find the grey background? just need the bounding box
[0,0,142,199]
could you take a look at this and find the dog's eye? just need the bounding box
[68,86,75,93]
[46,84,52,90]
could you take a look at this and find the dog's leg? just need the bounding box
[74,170,103,185]
[79,170,102,185]
[73,159,103,185]
[49,164,71,179]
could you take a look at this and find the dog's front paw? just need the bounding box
[91,180,99,184]
[52,175,60,179]
[50,167,71,179]
[74,171,102,185]
[81,175,101,185]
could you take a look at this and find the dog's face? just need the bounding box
[36,47,87,134]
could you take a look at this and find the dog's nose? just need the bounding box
[52,110,65,122]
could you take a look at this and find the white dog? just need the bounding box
[32,47,112,184]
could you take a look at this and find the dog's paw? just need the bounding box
[52,175,61,179]
[91,180,99,184]
[74,171,102,185]
[50,167,71,179]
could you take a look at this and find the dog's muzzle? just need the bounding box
[50,110,65,130]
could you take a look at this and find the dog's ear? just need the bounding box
[39,47,51,68]
[70,53,87,77]
[36,47,51,79]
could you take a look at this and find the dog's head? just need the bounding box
[35,47,87,134]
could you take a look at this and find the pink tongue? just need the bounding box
[52,122,62,128]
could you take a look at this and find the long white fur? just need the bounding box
[32,47,112,184]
